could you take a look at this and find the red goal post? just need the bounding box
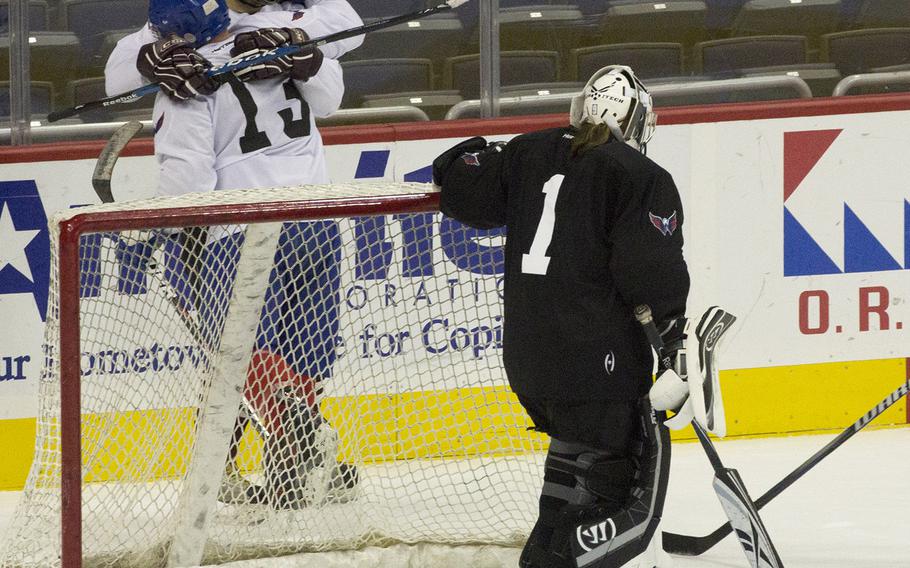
[2,182,546,568]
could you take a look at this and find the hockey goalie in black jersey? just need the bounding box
[433,66,690,568]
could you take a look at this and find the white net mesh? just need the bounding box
[0,182,545,567]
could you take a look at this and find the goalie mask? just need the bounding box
[569,65,657,153]
[149,0,229,48]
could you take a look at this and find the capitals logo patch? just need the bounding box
[649,211,678,236]
[461,153,481,167]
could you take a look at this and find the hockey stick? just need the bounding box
[93,124,213,351]
[663,378,910,556]
[92,120,144,203]
[635,305,785,568]
[48,0,472,122]
[91,125,272,443]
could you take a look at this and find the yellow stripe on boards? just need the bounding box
[0,418,38,491]
[0,358,906,491]
[717,358,907,438]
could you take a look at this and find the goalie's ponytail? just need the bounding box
[570,121,614,158]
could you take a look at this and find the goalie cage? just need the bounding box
[0,182,546,568]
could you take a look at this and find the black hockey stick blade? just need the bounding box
[713,467,784,568]
[664,379,910,556]
[92,121,144,203]
[48,0,472,122]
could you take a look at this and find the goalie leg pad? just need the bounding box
[545,440,637,510]
[567,399,671,568]
[520,401,644,568]
[521,439,612,568]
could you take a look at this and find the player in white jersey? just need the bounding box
[145,0,357,508]
[104,0,362,98]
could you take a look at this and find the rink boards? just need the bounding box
[1,96,909,489]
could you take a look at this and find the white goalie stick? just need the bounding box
[663,378,910,557]
[92,123,272,441]
[636,305,785,568]
[49,0,472,122]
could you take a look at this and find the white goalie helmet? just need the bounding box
[569,65,657,152]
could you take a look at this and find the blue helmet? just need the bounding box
[149,0,230,48]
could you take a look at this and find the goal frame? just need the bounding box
[56,192,440,568]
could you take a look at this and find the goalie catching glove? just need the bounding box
[137,35,219,101]
[432,136,506,186]
[230,27,324,82]
[649,308,729,436]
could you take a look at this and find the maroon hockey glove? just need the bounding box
[230,27,324,82]
[137,34,218,101]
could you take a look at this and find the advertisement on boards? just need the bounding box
[0,110,909,420]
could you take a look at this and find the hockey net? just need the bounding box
[0,182,545,568]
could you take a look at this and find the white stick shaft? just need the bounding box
[168,223,283,567]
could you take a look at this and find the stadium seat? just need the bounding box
[738,63,842,96]
[345,13,465,65]
[498,5,586,53]
[573,0,609,17]
[93,29,133,74]
[649,75,811,106]
[456,1,591,53]
[0,0,49,32]
[704,0,748,35]
[62,0,147,65]
[454,0,575,20]
[0,81,53,117]
[499,82,583,96]
[599,1,708,47]
[341,58,434,108]
[821,28,910,76]
[694,36,808,74]
[0,32,80,97]
[444,51,560,99]
[361,90,462,120]
[569,43,684,82]
[853,0,910,28]
[731,0,841,41]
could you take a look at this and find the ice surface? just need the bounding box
[1,427,907,567]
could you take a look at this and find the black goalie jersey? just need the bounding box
[437,127,689,402]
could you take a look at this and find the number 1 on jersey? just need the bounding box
[522,174,564,275]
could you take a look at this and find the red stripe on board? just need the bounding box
[0,138,155,164]
[3,93,910,164]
